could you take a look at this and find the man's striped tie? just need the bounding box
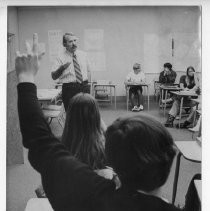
[73,53,83,83]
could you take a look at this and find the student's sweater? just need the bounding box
[126,71,146,84]
[17,82,182,211]
[159,70,177,84]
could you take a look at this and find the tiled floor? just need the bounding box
[6,100,201,211]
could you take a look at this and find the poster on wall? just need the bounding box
[84,29,104,51]
[87,52,106,72]
[48,30,63,62]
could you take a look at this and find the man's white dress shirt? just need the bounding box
[51,49,91,83]
[126,71,146,84]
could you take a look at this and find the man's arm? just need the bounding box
[51,62,71,80]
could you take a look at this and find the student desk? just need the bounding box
[172,141,201,205]
[25,198,53,211]
[93,83,117,109]
[37,89,62,105]
[159,85,182,116]
[170,91,198,128]
[125,83,150,111]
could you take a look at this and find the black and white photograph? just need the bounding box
[1,0,210,210]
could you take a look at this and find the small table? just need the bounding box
[37,89,62,105]
[125,83,150,111]
[93,83,117,109]
[170,91,198,128]
[25,198,53,211]
[159,85,182,116]
[172,141,201,204]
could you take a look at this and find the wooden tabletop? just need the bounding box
[125,83,149,87]
[159,85,182,90]
[37,89,61,101]
[170,91,198,97]
[194,180,202,201]
[93,84,116,87]
[175,141,201,162]
[25,198,53,211]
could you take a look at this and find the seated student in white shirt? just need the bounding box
[125,63,146,112]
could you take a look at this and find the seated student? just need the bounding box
[159,63,177,85]
[165,66,199,127]
[36,87,109,197]
[125,63,145,112]
[62,92,106,170]
[16,33,184,211]
[159,63,177,103]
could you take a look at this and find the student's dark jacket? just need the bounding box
[17,82,182,211]
[159,70,177,84]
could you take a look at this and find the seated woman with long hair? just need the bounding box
[36,93,109,197]
[62,93,106,169]
[165,66,200,127]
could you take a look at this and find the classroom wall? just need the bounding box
[7,7,19,73]
[16,6,201,95]
[7,7,24,165]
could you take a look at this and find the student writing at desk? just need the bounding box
[51,32,91,111]
[165,66,200,127]
[125,63,145,112]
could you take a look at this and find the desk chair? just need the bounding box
[94,80,112,99]
[176,100,197,129]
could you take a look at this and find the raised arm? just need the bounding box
[16,34,115,210]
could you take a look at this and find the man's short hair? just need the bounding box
[133,63,141,70]
[105,114,176,192]
[164,63,172,70]
[63,32,78,47]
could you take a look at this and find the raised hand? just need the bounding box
[15,33,45,83]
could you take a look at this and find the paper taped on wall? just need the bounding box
[48,30,63,62]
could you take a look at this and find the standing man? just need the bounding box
[51,32,91,111]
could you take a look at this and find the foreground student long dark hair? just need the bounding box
[62,93,106,170]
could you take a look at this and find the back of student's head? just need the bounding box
[62,93,106,169]
[105,114,176,192]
